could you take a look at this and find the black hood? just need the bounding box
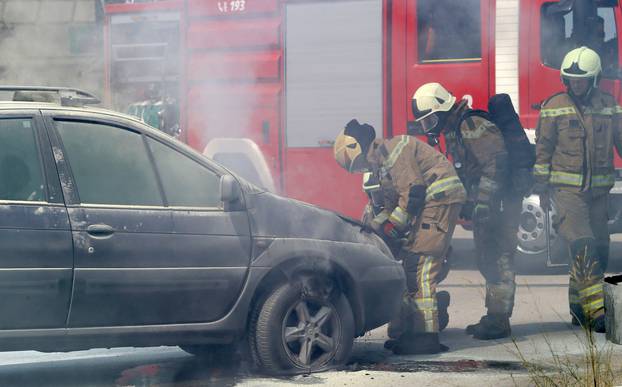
[247,191,388,248]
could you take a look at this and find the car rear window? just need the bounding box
[0,118,45,202]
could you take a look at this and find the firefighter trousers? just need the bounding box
[388,203,462,337]
[553,189,609,321]
[473,195,521,317]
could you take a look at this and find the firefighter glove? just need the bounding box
[371,210,406,240]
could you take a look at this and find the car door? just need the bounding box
[0,112,73,329]
[45,113,251,327]
[145,136,252,322]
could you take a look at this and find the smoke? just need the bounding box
[0,2,103,96]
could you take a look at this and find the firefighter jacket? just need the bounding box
[366,135,466,230]
[443,102,511,204]
[534,89,622,191]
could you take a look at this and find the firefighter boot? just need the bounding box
[391,332,449,355]
[437,290,450,331]
[466,314,511,340]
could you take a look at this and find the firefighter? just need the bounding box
[411,82,521,340]
[334,119,466,354]
[534,47,622,332]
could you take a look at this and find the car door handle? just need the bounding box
[87,224,115,237]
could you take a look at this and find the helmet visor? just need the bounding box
[416,113,439,133]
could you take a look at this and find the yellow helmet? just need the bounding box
[560,46,601,87]
[334,119,375,173]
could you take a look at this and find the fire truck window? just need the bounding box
[416,0,482,63]
[541,4,618,77]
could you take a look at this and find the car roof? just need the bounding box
[0,101,147,124]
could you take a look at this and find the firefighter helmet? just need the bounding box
[334,119,376,173]
[560,46,601,88]
[411,83,456,133]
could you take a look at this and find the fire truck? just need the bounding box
[103,0,622,265]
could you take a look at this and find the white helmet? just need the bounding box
[411,83,456,133]
[560,46,601,88]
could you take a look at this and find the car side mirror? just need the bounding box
[220,175,243,210]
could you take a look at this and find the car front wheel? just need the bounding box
[250,279,354,374]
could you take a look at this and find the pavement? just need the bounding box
[0,230,621,386]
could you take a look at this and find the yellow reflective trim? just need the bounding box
[584,298,604,313]
[579,283,604,298]
[383,136,410,170]
[550,171,583,186]
[389,207,409,229]
[540,106,577,118]
[414,297,436,309]
[592,174,615,187]
[425,176,464,200]
[534,164,551,176]
[372,210,390,225]
[587,106,622,115]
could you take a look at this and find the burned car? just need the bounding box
[0,87,405,373]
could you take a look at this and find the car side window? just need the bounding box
[55,121,163,206]
[0,118,45,202]
[147,138,221,208]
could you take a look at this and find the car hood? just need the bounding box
[246,191,392,255]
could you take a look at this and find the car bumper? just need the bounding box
[358,263,406,332]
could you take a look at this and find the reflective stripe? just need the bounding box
[550,171,583,186]
[584,298,604,313]
[534,163,551,176]
[425,176,464,200]
[579,283,603,299]
[586,105,622,115]
[372,210,390,225]
[383,136,410,170]
[389,207,410,229]
[421,256,435,332]
[592,174,615,187]
[540,106,577,118]
[414,297,436,310]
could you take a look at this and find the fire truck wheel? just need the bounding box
[250,280,354,374]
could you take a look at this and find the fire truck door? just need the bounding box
[404,0,494,126]
[283,0,383,217]
[524,0,622,129]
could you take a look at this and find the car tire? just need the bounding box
[250,279,354,374]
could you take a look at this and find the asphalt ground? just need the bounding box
[0,230,621,386]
